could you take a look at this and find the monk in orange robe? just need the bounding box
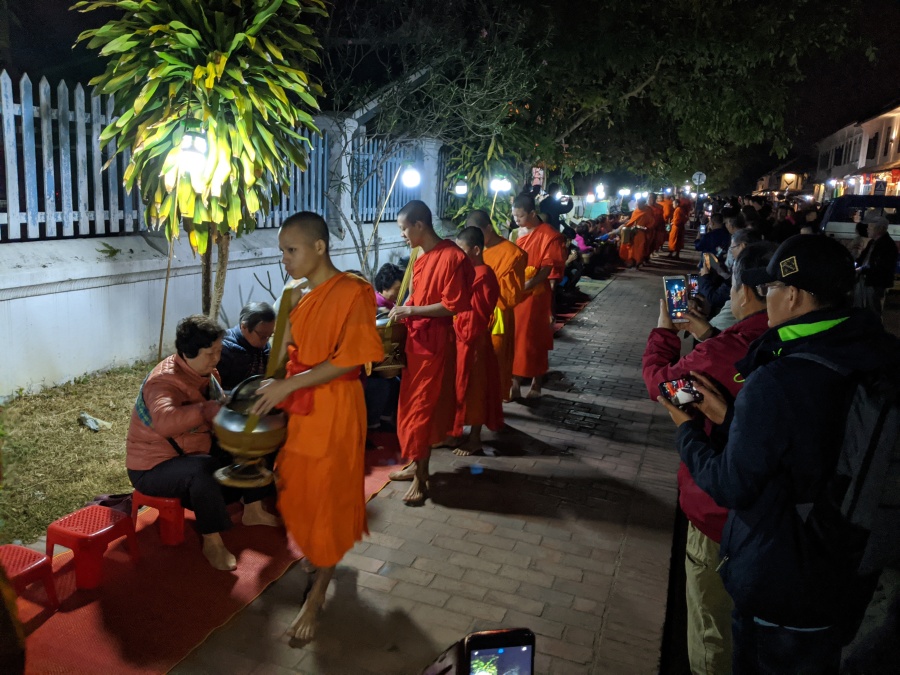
[388,200,474,504]
[444,226,504,455]
[251,212,384,642]
[510,193,566,399]
[647,192,667,254]
[467,209,526,401]
[661,194,675,224]
[618,198,655,267]
[668,197,691,258]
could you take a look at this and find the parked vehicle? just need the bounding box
[821,195,900,242]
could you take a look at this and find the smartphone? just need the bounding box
[659,377,704,407]
[663,276,690,323]
[465,629,535,675]
[687,273,699,299]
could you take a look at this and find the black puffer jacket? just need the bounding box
[676,308,900,629]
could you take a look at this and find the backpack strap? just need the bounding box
[783,352,853,377]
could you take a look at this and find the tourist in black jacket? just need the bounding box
[658,235,900,674]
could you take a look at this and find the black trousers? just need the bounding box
[128,445,275,535]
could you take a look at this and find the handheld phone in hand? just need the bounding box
[663,275,690,323]
[465,629,535,675]
[688,273,699,299]
[659,377,704,407]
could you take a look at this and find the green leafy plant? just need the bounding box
[74,0,325,316]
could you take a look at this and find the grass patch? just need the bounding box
[0,362,151,544]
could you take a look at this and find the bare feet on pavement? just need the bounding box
[242,500,282,527]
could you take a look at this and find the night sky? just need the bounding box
[6,0,900,188]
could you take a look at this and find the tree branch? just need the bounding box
[554,56,664,144]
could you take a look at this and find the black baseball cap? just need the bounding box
[741,234,855,297]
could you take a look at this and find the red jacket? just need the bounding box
[126,355,222,471]
[641,311,769,542]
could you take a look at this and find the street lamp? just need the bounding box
[454,179,468,196]
[401,166,421,189]
[618,188,631,197]
[489,177,512,217]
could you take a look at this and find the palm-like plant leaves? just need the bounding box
[73,0,325,252]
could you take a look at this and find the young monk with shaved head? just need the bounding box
[466,209,527,401]
[388,200,474,504]
[448,226,503,454]
[251,211,384,642]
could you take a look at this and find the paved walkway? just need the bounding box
[177,254,701,675]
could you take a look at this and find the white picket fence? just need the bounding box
[0,71,329,243]
[351,135,420,223]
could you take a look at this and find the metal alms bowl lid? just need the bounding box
[213,375,287,434]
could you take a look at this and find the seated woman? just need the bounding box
[125,315,279,571]
[217,302,276,391]
[374,263,404,317]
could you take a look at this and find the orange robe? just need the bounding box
[453,265,503,436]
[483,239,527,398]
[276,272,384,568]
[619,206,654,265]
[661,197,675,223]
[397,239,474,460]
[649,202,666,252]
[512,224,566,379]
[670,201,690,253]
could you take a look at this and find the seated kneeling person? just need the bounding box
[217,302,276,391]
[126,314,279,571]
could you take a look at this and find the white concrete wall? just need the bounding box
[0,225,410,399]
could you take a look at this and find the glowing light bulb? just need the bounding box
[401,167,421,188]
[454,179,468,196]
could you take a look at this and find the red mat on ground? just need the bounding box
[20,433,402,675]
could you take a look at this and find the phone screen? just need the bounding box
[688,274,699,299]
[659,378,702,407]
[470,645,533,675]
[664,277,689,322]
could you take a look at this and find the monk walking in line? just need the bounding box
[388,200,473,504]
[647,192,667,255]
[618,197,655,267]
[668,197,691,259]
[466,209,526,402]
[251,212,384,642]
[444,226,503,455]
[510,193,566,400]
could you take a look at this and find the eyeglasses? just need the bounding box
[756,281,786,296]
[252,327,275,341]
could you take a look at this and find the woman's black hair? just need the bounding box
[374,263,404,293]
[175,314,224,359]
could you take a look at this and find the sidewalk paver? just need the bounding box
[176,253,701,675]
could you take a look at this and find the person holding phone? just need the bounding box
[642,244,775,674]
[658,235,900,674]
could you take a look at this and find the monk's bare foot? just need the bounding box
[453,445,481,456]
[202,534,237,571]
[510,382,522,400]
[288,596,323,642]
[525,386,542,399]
[242,500,282,527]
[389,463,416,482]
[287,564,333,644]
[431,436,462,450]
[403,476,429,506]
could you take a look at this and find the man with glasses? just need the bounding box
[218,301,276,391]
[659,234,900,673]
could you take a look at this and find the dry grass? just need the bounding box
[0,362,151,544]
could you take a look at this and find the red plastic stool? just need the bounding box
[0,544,58,609]
[45,505,139,590]
[131,490,186,546]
